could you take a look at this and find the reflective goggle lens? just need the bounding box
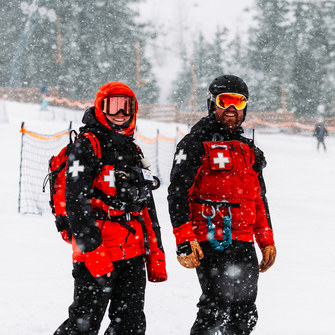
[102,96,136,116]
[216,93,247,110]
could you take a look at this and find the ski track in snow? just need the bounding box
[0,101,334,334]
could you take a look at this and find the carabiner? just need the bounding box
[216,201,232,219]
[201,203,216,219]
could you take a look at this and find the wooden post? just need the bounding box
[136,41,145,88]
[281,86,287,114]
[54,16,63,63]
[188,64,198,111]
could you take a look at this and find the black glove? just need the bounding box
[176,242,193,256]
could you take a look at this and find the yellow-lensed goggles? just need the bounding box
[214,93,248,110]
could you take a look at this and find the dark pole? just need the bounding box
[18,122,25,213]
[156,129,160,179]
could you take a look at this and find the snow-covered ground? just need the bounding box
[1,100,335,334]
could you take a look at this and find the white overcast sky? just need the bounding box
[138,0,254,43]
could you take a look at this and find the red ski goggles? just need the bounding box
[102,96,136,116]
[210,93,248,110]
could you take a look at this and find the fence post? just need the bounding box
[175,127,179,151]
[156,129,160,179]
[18,122,25,213]
[0,98,8,123]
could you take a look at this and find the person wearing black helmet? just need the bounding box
[168,75,276,334]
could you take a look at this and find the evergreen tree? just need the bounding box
[310,1,335,117]
[3,0,159,104]
[0,1,32,87]
[20,1,57,90]
[192,33,213,111]
[289,2,318,117]
[169,55,193,111]
[248,0,290,113]
[288,1,335,117]
[321,1,335,116]
[225,33,253,88]
[169,27,229,112]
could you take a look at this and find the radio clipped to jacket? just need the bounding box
[115,166,160,192]
[114,163,160,212]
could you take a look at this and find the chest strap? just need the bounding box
[195,198,240,208]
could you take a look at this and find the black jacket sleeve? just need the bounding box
[167,133,204,229]
[65,137,101,253]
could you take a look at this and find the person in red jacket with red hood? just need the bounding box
[54,82,167,335]
[168,75,276,334]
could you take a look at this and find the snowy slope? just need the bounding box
[0,101,335,335]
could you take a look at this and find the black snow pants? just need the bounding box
[54,255,146,335]
[190,241,259,335]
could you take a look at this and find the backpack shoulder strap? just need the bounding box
[81,132,101,158]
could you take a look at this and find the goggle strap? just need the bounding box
[207,92,215,103]
[106,96,110,113]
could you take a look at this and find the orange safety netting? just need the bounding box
[12,90,334,132]
[42,94,92,109]
[244,118,335,131]
[21,126,183,143]
[20,126,70,141]
[134,132,178,144]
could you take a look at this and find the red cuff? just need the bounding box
[173,221,196,245]
[60,230,72,244]
[255,229,275,249]
[145,250,168,283]
[84,244,114,277]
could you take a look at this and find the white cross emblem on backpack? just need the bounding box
[68,160,84,177]
[213,152,230,169]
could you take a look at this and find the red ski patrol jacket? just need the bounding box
[65,82,167,281]
[168,116,274,249]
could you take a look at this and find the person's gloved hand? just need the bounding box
[144,250,168,282]
[259,245,276,273]
[176,241,204,268]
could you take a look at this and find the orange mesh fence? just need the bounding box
[20,125,70,140]
[18,124,185,215]
[42,94,92,109]
[18,123,72,214]
[3,91,334,130]
[244,118,335,131]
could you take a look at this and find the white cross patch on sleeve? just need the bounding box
[103,170,115,188]
[68,160,84,177]
[174,149,187,164]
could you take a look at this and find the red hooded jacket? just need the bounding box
[65,82,167,282]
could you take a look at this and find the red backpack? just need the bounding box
[43,130,101,243]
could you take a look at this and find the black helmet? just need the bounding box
[207,75,249,119]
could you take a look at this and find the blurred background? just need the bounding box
[1,0,335,126]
